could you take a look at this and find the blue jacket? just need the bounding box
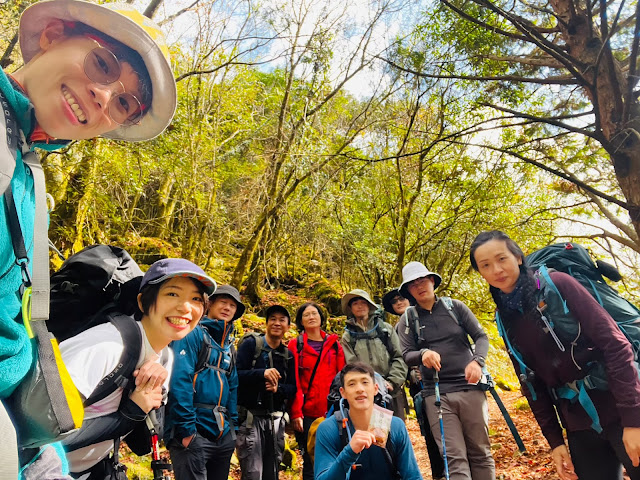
[314,415,422,480]
[165,318,239,441]
[0,70,67,399]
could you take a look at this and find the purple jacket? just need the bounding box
[499,271,640,449]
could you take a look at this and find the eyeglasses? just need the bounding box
[390,296,405,305]
[409,276,431,287]
[84,45,143,126]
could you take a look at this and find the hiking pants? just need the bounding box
[169,431,235,480]
[424,418,446,479]
[567,422,640,480]
[236,414,286,480]
[294,416,319,480]
[0,401,18,479]
[425,389,495,480]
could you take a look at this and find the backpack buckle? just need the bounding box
[16,258,32,294]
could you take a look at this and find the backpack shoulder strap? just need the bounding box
[440,296,460,325]
[194,328,213,375]
[383,437,401,480]
[376,322,395,356]
[252,333,265,368]
[84,314,142,407]
[405,306,421,342]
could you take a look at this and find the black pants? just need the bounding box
[169,431,235,480]
[567,423,640,480]
[294,416,318,480]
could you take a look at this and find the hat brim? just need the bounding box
[148,271,217,295]
[382,288,402,315]
[341,293,377,317]
[210,292,246,320]
[399,272,442,294]
[19,0,176,142]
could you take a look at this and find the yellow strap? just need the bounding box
[21,286,34,339]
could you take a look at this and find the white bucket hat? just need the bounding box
[341,289,378,317]
[19,0,177,142]
[399,261,442,298]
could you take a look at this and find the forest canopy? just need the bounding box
[2,0,639,318]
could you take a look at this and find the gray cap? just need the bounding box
[210,285,245,320]
[341,289,378,317]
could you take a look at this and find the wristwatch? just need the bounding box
[472,355,486,367]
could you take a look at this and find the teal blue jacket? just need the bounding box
[165,317,239,441]
[0,69,66,398]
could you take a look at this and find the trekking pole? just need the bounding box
[433,371,450,480]
[147,411,173,480]
[268,392,279,480]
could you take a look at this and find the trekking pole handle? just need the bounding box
[433,371,439,383]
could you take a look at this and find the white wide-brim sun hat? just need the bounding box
[19,0,177,142]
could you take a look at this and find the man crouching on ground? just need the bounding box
[314,362,422,480]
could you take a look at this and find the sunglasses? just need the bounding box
[84,45,143,126]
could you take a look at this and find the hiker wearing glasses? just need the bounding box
[0,0,175,477]
[397,262,495,480]
[384,288,446,480]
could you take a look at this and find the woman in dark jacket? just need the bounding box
[288,302,345,480]
[470,230,640,480]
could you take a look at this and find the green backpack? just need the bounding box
[496,242,640,433]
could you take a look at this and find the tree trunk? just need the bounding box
[549,0,640,233]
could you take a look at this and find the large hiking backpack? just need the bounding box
[49,245,143,341]
[49,245,145,405]
[497,242,640,432]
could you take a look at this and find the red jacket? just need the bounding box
[288,331,345,420]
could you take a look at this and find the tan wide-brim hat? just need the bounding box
[341,289,378,317]
[19,0,177,142]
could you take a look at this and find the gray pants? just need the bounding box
[236,414,286,480]
[0,401,18,479]
[425,389,495,480]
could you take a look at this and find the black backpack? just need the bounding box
[49,245,145,406]
[49,244,143,341]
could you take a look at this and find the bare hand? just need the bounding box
[181,434,195,448]
[130,384,164,413]
[623,426,640,467]
[134,360,168,392]
[265,379,278,392]
[264,368,281,385]
[465,360,483,384]
[292,417,304,432]
[349,430,377,454]
[421,350,441,371]
[385,381,394,392]
[551,444,578,480]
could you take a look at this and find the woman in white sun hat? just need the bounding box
[1,1,176,477]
